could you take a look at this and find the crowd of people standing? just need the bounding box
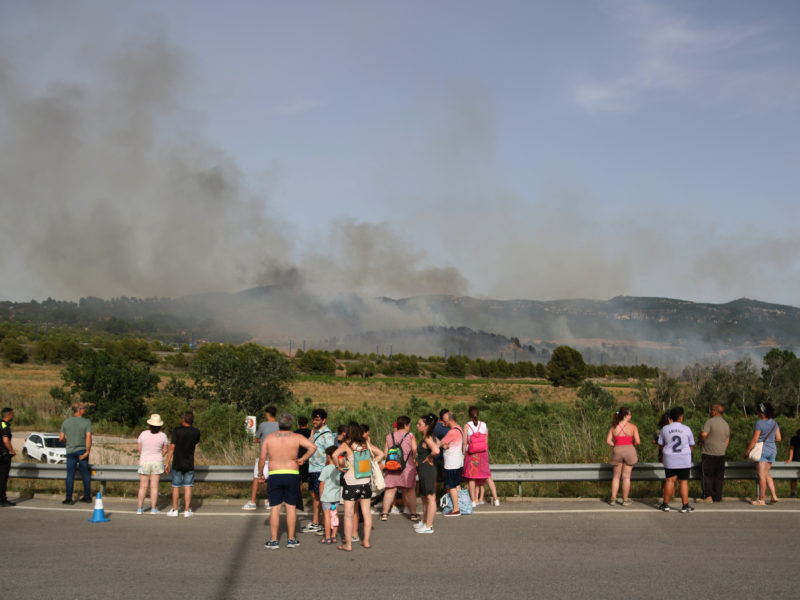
[605,401,797,512]
[2,399,800,554]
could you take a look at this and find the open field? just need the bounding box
[1,361,642,414]
[291,375,641,409]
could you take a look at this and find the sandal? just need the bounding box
[768,498,779,505]
[750,499,766,505]
[380,513,388,521]
[319,537,334,544]
[410,513,421,522]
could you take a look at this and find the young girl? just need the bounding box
[414,413,441,534]
[331,423,385,551]
[318,446,341,544]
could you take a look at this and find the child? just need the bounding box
[318,446,341,544]
[657,407,695,513]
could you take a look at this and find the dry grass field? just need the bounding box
[0,361,642,415]
[291,376,641,409]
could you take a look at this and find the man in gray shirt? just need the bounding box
[59,402,93,505]
[696,404,730,503]
[243,406,278,510]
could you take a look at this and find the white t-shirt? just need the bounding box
[658,422,695,469]
[441,426,464,469]
[466,421,487,441]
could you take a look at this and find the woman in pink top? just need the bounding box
[606,406,640,506]
[136,414,169,514]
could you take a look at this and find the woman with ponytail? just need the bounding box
[606,407,640,506]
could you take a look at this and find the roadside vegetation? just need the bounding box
[3,321,800,499]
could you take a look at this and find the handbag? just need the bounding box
[369,449,385,493]
[747,442,763,462]
[748,422,777,462]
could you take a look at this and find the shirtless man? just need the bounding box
[259,412,317,549]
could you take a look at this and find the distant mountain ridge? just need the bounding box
[3,292,798,367]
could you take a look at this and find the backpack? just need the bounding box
[384,432,409,472]
[467,422,488,453]
[439,489,473,515]
[352,445,372,479]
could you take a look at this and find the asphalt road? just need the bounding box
[3,496,799,599]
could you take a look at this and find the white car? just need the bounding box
[23,432,67,464]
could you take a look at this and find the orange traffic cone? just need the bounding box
[88,491,110,523]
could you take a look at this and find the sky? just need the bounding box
[1,0,799,307]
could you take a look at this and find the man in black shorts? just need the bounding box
[259,413,317,549]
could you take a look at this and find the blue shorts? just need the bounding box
[308,471,321,495]
[444,468,462,490]
[267,473,301,507]
[171,470,195,487]
[760,450,777,463]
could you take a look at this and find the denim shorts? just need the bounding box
[760,450,777,463]
[171,470,195,487]
[323,501,338,511]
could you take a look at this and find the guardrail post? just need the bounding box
[518,481,522,497]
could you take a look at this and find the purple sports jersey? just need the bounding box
[658,422,695,469]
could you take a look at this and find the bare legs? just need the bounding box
[137,473,160,510]
[381,487,398,515]
[171,485,192,512]
[269,504,297,541]
[610,464,622,502]
[621,464,633,501]
[756,462,778,502]
[663,476,689,506]
[421,493,436,528]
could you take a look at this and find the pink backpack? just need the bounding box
[467,422,488,453]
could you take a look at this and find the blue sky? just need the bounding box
[1,0,799,306]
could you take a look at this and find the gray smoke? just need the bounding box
[0,25,466,307]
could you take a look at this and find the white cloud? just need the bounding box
[573,0,793,113]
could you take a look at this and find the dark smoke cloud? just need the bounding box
[0,19,466,306]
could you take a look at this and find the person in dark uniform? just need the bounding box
[1,407,16,507]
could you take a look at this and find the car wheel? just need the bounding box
[22,447,29,457]
[41,454,48,463]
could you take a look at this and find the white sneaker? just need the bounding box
[492,499,500,506]
[242,502,257,511]
[166,509,179,517]
[413,521,426,529]
[264,500,271,509]
[184,510,194,518]
[415,526,434,534]
[471,501,477,508]
[389,506,401,514]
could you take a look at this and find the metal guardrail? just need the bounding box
[11,462,800,495]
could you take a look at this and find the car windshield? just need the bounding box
[44,438,66,448]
